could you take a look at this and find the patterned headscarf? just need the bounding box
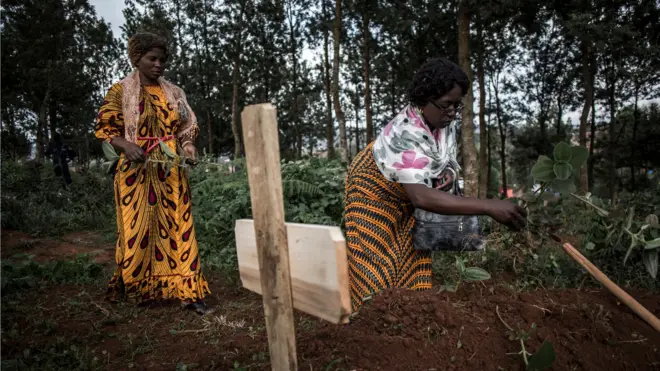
[372,105,460,188]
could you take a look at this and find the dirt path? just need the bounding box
[1,231,659,370]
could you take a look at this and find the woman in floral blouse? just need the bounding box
[343,57,527,312]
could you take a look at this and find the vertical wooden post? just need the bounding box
[241,104,298,370]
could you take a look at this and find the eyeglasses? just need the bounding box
[430,100,463,113]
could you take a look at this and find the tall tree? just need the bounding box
[332,0,348,163]
[457,0,478,197]
[361,0,374,143]
[476,10,488,198]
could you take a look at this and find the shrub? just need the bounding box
[1,160,115,236]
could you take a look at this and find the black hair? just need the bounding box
[128,32,169,67]
[407,58,469,107]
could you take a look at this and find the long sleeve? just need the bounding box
[174,88,199,147]
[95,84,125,141]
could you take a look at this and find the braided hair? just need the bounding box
[127,32,169,67]
[407,58,469,107]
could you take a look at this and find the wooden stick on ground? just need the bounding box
[561,242,660,333]
[242,104,298,370]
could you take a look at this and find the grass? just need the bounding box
[1,255,106,295]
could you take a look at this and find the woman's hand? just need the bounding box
[403,183,527,230]
[123,142,147,162]
[484,199,528,231]
[110,137,146,162]
[183,143,196,159]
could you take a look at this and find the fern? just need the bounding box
[283,179,323,198]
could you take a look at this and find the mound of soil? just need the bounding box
[2,231,659,370]
[292,285,660,371]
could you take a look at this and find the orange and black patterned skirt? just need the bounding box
[344,142,432,312]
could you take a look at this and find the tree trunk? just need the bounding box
[230,6,245,159]
[493,77,507,199]
[36,90,50,162]
[556,95,562,135]
[354,94,360,154]
[49,100,57,137]
[322,0,334,158]
[173,0,188,84]
[206,109,213,154]
[332,0,348,163]
[630,85,639,190]
[486,82,492,198]
[200,0,213,154]
[588,98,596,191]
[230,47,242,159]
[457,1,478,197]
[288,7,302,158]
[608,69,617,202]
[362,6,373,143]
[578,40,594,193]
[476,14,487,199]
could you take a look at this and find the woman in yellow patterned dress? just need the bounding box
[95,32,210,314]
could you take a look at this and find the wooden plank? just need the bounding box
[241,104,297,370]
[236,220,351,324]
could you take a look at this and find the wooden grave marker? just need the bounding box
[239,103,350,370]
[240,103,298,370]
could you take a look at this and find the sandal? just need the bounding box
[182,300,211,315]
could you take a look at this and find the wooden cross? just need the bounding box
[239,104,351,371]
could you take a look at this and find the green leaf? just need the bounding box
[462,267,491,281]
[626,207,635,230]
[645,214,659,228]
[521,192,537,203]
[540,192,555,201]
[553,142,572,163]
[569,146,589,170]
[102,141,119,161]
[585,242,595,250]
[642,250,658,279]
[527,340,556,370]
[551,178,576,195]
[553,162,573,180]
[159,139,177,158]
[645,238,660,249]
[102,160,118,170]
[454,256,466,272]
[531,156,556,182]
[624,237,638,264]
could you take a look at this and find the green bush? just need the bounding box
[190,157,345,271]
[1,160,115,236]
[3,156,658,292]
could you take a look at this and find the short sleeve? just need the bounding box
[95,84,124,141]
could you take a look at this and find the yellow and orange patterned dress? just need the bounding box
[95,83,210,303]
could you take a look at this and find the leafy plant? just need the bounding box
[1,255,105,294]
[527,141,659,278]
[189,157,345,273]
[440,256,491,292]
[496,306,556,370]
[0,160,115,236]
[101,140,198,175]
